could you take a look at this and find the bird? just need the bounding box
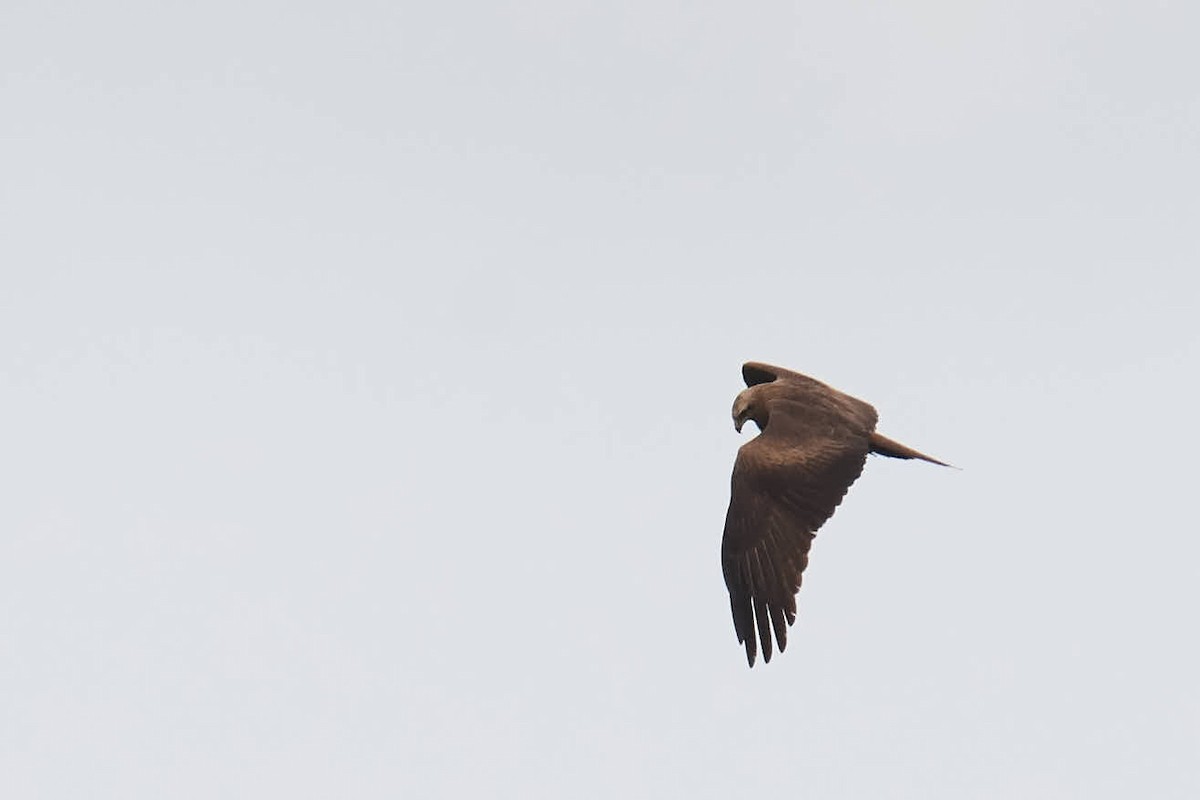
[722,361,949,667]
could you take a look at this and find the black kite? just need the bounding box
[722,362,949,666]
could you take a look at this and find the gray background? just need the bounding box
[3,1,1197,797]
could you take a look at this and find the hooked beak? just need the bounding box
[734,417,744,433]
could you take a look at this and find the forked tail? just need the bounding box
[869,431,952,467]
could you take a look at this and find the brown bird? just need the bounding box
[722,362,949,667]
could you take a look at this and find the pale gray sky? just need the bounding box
[2,2,1198,797]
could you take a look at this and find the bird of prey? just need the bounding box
[722,361,949,667]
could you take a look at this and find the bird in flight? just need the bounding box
[722,361,949,667]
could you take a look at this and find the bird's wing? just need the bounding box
[742,362,879,431]
[721,398,872,666]
[743,361,814,387]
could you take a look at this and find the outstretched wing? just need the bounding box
[721,398,872,666]
[742,361,879,431]
[743,361,816,387]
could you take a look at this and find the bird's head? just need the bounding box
[731,388,760,433]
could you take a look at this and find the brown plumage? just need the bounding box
[722,362,949,667]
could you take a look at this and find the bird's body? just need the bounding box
[722,362,948,667]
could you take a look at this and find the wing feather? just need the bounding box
[750,550,775,662]
[721,396,871,667]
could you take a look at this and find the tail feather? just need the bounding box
[869,431,952,467]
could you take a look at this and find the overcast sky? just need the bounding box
[2,1,1198,797]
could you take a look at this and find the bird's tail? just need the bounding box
[869,431,952,467]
